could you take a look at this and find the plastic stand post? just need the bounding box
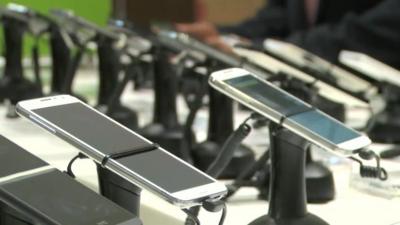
[0,18,42,118]
[97,165,142,215]
[249,123,329,225]
[96,37,138,130]
[48,26,86,102]
[49,26,72,94]
[192,80,255,179]
[60,46,85,95]
[278,75,337,203]
[150,47,179,129]
[140,46,192,161]
[2,19,24,81]
[97,37,120,105]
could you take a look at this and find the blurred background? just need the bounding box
[0,0,265,56]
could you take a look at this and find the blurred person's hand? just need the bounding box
[207,36,234,54]
[176,21,219,41]
[176,22,234,54]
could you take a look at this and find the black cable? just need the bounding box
[218,203,227,225]
[183,113,261,225]
[206,122,251,177]
[181,89,204,164]
[227,148,270,198]
[65,153,88,178]
[350,149,388,181]
[182,208,201,225]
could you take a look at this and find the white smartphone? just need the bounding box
[16,95,227,208]
[263,39,375,97]
[209,68,371,156]
[339,50,400,88]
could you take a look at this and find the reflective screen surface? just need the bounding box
[33,103,214,193]
[225,75,311,116]
[287,110,360,144]
[34,103,150,155]
[223,75,361,145]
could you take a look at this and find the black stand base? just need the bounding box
[368,122,400,144]
[249,213,328,225]
[0,78,42,118]
[97,165,141,215]
[139,124,193,161]
[256,161,335,203]
[248,123,329,225]
[367,104,400,144]
[192,141,255,179]
[5,103,19,119]
[105,104,139,130]
[305,161,335,203]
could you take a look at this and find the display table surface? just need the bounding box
[0,79,398,225]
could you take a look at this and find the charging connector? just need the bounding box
[203,199,227,225]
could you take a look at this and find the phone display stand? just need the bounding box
[228,75,336,202]
[49,23,72,94]
[57,39,89,102]
[0,17,42,118]
[50,12,95,102]
[97,165,142,215]
[368,83,400,145]
[192,62,255,179]
[96,35,139,130]
[248,123,329,225]
[192,85,255,179]
[139,46,193,161]
[276,74,337,203]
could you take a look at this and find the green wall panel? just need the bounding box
[0,0,111,56]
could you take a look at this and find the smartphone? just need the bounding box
[156,28,276,82]
[209,68,371,156]
[0,135,141,225]
[16,95,227,208]
[263,39,376,98]
[339,50,400,88]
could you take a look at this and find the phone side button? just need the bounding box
[29,115,57,134]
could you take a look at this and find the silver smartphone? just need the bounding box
[209,68,371,156]
[16,95,227,208]
[339,50,400,88]
[263,39,376,97]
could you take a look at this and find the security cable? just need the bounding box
[350,149,388,181]
[218,203,227,225]
[182,208,201,225]
[65,153,88,178]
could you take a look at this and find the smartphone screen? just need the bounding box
[218,73,365,150]
[116,150,213,193]
[32,102,215,194]
[287,110,360,144]
[225,75,311,116]
[33,103,150,155]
